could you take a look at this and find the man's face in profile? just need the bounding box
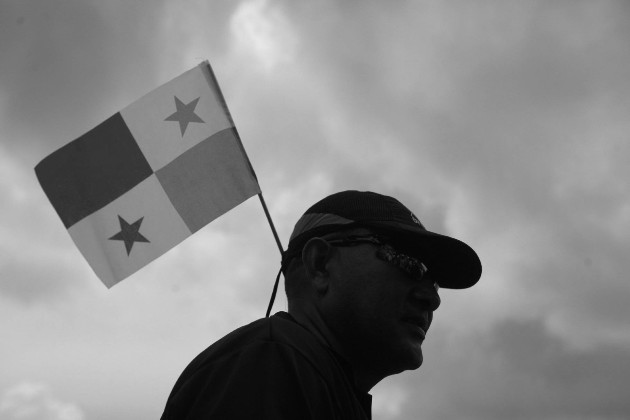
[321,230,441,376]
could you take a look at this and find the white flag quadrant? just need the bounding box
[68,175,191,288]
[121,64,233,171]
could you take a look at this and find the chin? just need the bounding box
[406,355,423,370]
[391,348,423,373]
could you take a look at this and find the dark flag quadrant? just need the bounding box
[35,61,261,288]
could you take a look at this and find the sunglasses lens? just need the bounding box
[326,234,428,280]
[376,243,427,279]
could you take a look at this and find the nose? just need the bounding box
[410,283,441,312]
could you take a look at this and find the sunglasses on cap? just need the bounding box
[324,234,436,289]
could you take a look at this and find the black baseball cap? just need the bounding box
[283,190,481,289]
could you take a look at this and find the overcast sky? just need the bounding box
[2,1,630,419]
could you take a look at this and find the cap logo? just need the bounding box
[410,212,421,226]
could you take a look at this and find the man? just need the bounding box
[161,190,481,419]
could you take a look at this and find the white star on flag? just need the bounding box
[35,61,262,288]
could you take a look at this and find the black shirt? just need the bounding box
[161,312,372,419]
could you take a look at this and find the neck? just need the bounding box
[288,307,382,393]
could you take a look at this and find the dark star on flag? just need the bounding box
[109,215,150,255]
[164,96,205,136]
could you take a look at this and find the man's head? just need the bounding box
[281,191,481,388]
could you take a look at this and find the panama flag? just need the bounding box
[35,61,261,288]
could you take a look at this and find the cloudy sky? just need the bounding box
[2,0,630,419]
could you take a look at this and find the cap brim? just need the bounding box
[365,221,482,289]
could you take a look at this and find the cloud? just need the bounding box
[1,0,114,153]
[372,382,408,419]
[261,0,630,207]
[389,317,630,420]
[0,143,87,304]
[230,0,298,71]
[0,382,85,420]
[0,0,173,165]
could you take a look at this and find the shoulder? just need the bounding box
[161,313,354,419]
[183,312,332,378]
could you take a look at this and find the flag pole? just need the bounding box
[203,61,283,257]
[258,193,284,256]
[258,193,285,318]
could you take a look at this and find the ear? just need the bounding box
[301,237,334,294]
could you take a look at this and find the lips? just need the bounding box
[401,316,428,338]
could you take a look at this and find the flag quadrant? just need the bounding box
[35,61,261,287]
